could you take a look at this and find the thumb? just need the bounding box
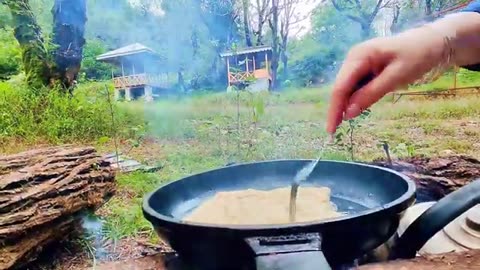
[344,61,404,120]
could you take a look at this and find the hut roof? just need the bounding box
[220,45,272,58]
[96,43,160,62]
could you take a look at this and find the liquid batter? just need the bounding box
[183,187,343,225]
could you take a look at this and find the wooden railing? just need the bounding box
[113,74,173,89]
[228,68,270,84]
[229,71,254,83]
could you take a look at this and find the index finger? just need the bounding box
[326,56,371,134]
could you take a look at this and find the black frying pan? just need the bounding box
[143,160,480,270]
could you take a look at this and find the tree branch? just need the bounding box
[331,0,345,11]
[369,0,384,21]
[331,0,363,22]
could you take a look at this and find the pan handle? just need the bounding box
[245,233,332,270]
[393,178,480,259]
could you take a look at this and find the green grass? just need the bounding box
[373,96,480,120]
[0,81,144,151]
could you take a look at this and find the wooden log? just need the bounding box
[358,250,480,270]
[372,155,480,200]
[0,146,115,270]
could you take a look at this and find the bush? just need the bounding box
[0,29,22,80]
[0,82,144,144]
[80,39,114,81]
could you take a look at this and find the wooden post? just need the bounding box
[253,55,256,71]
[114,89,120,101]
[144,86,153,102]
[245,55,249,73]
[453,66,458,89]
[121,59,125,77]
[265,53,269,73]
[132,63,136,75]
[125,88,132,101]
[226,57,231,86]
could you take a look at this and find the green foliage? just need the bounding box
[392,142,416,158]
[0,29,21,80]
[0,5,12,27]
[287,3,363,86]
[103,197,153,240]
[288,39,337,86]
[0,82,144,144]
[81,39,114,81]
[335,109,371,160]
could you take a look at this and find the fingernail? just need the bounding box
[344,104,361,120]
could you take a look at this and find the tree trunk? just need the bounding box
[242,0,253,47]
[51,0,87,90]
[361,22,372,39]
[281,38,288,80]
[390,4,401,34]
[0,146,115,270]
[425,0,433,20]
[269,0,280,90]
[2,0,51,90]
[2,0,87,91]
[178,68,186,92]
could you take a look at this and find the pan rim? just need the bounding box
[142,159,416,231]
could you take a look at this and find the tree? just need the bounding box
[425,0,433,19]
[2,0,87,91]
[269,0,280,89]
[0,28,21,80]
[51,0,87,88]
[330,0,388,38]
[242,0,253,46]
[389,1,401,34]
[251,0,271,45]
[157,0,238,90]
[279,0,313,80]
[287,2,362,86]
[390,0,469,33]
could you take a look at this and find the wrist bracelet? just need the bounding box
[416,24,456,84]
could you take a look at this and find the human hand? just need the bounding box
[326,27,447,134]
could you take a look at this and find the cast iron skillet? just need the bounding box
[143,160,480,270]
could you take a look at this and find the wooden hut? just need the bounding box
[220,45,272,91]
[96,43,174,101]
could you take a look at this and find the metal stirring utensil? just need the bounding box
[289,137,332,223]
[288,73,376,223]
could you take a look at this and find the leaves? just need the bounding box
[334,108,371,160]
[97,136,110,145]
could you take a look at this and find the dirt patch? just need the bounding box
[27,232,172,270]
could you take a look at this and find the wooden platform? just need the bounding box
[392,85,480,103]
[103,153,163,173]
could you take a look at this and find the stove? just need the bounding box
[161,253,374,270]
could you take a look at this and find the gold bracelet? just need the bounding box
[414,24,456,85]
